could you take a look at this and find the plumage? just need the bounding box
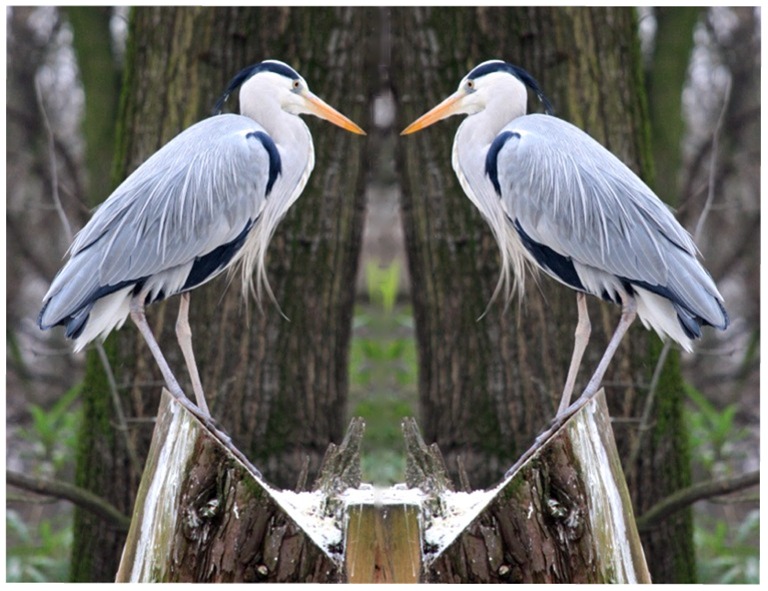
[39,59,364,417]
[402,59,727,414]
[487,113,728,349]
[39,115,273,350]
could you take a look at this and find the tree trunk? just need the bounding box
[423,392,651,583]
[647,7,702,200]
[71,6,371,581]
[392,6,695,582]
[65,6,122,206]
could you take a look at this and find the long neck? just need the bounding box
[453,100,517,196]
[451,87,530,236]
[235,96,315,303]
[452,82,528,197]
[453,114,497,223]
[450,89,531,304]
[242,98,314,197]
[455,108,503,149]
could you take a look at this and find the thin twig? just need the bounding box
[627,341,671,469]
[635,469,759,532]
[7,469,132,532]
[95,343,143,474]
[693,75,731,244]
[34,76,72,244]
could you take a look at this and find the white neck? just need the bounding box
[240,90,314,194]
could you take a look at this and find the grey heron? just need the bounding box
[39,59,365,419]
[402,60,728,416]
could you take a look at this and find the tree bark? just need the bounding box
[65,7,122,206]
[392,6,695,582]
[115,391,649,582]
[423,392,651,583]
[71,6,371,581]
[647,7,702,201]
[115,392,343,583]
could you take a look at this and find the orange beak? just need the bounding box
[401,91,465,135]
[303,92,366,135]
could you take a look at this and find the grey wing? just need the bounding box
[494,115,725,326]
[43,115,274,321]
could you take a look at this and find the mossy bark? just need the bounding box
[392,6,694,582]
[70,6,371,581]
[65,7,121,205]
[65,12,124,578]
[647,8,702,201]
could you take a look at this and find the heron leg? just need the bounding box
[129,293,262,477]
[568,294,638,412]
[128,292,210,421]
[557,292,591,415]
[175,293,211,416]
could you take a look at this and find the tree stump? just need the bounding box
[115,392,345,582]
[421,394,651,583]
[117,389,650,583]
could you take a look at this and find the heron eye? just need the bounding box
[292,80,301,90]
[466,80,475,90]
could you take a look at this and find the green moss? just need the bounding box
[109,8,137,187]
[70,337,121,581]
[631,6,695,578]
[649,338,695,580]
[497,469,529,501]
[238,467,270,501]
[70,10,138,580]
[628,9,656,185]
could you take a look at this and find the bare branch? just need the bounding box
[636,470,759,532]
[95,343,143,474]
[694,75,731,243]
[627,341,671,473]
[7,469,132,532]
[34,76,72,244]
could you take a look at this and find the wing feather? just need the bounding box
[497,116,685,277]
[493,114,725,326]
[42,114,274,325]
[88,116,270,286]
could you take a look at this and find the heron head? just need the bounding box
[214,60,365,135]
[401,60,553,135]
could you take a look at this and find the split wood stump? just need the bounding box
[116,389,650,583]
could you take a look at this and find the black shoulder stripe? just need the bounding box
[182,220,254,292]
[513,219,585,292]
[485,131,519,196]
[247,131,282,196]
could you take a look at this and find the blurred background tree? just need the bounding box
[6,6,759,584]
